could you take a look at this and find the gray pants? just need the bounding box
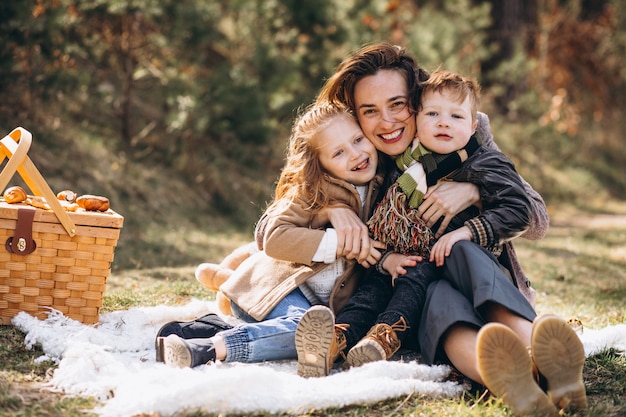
[418,240,537,364]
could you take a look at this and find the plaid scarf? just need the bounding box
[395,140,431,209]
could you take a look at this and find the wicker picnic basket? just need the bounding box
[0,127,124,325]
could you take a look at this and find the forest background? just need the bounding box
[1,0,625,272]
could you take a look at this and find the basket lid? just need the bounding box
[0,201,124,229]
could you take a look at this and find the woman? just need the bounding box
[294,42,585,416]
[314,43,546,300]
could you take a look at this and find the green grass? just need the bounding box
[1,203,626,416]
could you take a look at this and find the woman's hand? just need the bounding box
[417,181,481,237]
[429,226,472,267]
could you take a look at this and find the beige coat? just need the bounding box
[221,172,384,321]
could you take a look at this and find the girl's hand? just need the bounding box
[360,239,387,268]
[429,226,472,267]
[382,253,422,284]
[417,181,481,238]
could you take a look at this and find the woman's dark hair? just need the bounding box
[316,42,430,113]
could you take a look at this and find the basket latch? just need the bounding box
[6,207,37,255]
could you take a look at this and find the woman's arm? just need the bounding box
[417,181,481,238]
[255,201,383,266]
[313,205,383,264]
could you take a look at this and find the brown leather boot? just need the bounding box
[477,323,558,417]
[346,317,407,368]
[295,305,348,378]
[531,314,587,412]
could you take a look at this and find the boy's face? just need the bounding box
[416,90,477,155]
[317,114,378,186]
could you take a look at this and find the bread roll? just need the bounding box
[25,195,50,210]
[3,186,27,204]
[76,195,110,212]
[57,190,77,203]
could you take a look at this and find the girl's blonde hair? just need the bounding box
[273,102,351,212]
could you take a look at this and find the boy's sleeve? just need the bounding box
[461,150,532,249]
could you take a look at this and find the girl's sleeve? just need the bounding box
[477,112,549,240]
[254,199,326,266]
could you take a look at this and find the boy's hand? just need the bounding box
[383,252,422,284]
[429,226,472,266]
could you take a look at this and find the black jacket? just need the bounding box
[384,145,531,253]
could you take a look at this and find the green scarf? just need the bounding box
[395,141,431,208]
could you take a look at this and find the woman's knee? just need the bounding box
[449,240,479,258]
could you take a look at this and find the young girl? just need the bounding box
[157,103,405,370]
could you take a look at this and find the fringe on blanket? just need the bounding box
[367,183,434,256]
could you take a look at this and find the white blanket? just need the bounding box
[13,300,626,417]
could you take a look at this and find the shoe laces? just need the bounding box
[333,323,350,361]
[366,317,408,358]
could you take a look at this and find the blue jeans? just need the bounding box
[219,288,312,363]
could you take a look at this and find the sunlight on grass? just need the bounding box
[516,207,626,328]
[103,266,215,312]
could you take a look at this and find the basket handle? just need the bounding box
[0,127,77,237]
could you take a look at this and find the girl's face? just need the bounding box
[416,89,477,154]
[353,69,416,157]
[316,114,378,186]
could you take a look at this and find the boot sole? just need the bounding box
[161,335,193,368]
[155,321,183,362]
[477,323,558,417]
[346,339,386,368]
[531,314,587,411]
[156,337,165,363]
[295,306,335,378]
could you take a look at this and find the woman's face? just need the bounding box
[353,69,416,157]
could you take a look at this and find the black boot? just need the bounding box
[158,335,217,368]
[155,313,232,362]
